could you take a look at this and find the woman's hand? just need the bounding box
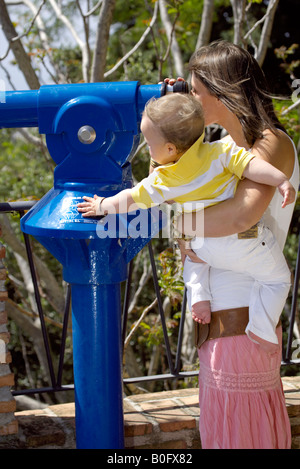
[163,77,185,86]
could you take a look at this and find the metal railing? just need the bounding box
[0,200,299,399]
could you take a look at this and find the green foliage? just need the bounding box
[139,248,184,348]
[0,131,53,202]
[274,99,300,146]
[125,245,186,387]
[158,248,184,305]
[0,130,67,396]
[274,44,300,81]
[51,47,84,83]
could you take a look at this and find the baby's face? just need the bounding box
[141,115,177,165]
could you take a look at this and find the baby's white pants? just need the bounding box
[183,224,291,344]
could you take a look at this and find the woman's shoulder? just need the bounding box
[262,127,294,149]
[253,128,296,177]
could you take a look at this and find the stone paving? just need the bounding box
[1,376,298,449]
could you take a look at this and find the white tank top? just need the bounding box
[222,132,299,250]
[262,134,299,250]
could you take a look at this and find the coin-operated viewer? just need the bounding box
[0,80,188,449]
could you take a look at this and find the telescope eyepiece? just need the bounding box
[160,80,189,96]
[172,80,189,94]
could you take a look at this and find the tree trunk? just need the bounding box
[256,0,280,66]
[0,0,40,89]
[158,0,184,77]
[91,0,116,82]
[231,0,247,45]
[195,0,215,49]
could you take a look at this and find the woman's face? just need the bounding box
[190,73,221,126]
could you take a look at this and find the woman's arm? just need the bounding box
[177,129,295,239]
[177,179,274,238]
[243,157,295,208]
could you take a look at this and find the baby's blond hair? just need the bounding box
[143,93,204,153]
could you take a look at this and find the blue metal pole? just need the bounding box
[6,80,187,449]
[71,282,124,449]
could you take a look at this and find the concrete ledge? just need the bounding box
[3,377,300,449]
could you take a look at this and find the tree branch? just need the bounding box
[82,0,103,17]
[255,0,280,66]
[281,97,300,116]
[19,0,66,83]
[124,294,159,348]
[104,0,158,79]
[48,0,90,82]
[0,213,65,315]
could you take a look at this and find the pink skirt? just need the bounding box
[198,326,291,449]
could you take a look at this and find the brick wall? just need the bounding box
[0,233,18,438]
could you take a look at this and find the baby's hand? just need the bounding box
[278,180,296,208]
[191,301,211,325]
[77,195,100,217]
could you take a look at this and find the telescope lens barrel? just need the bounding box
[161,80,189,95]
[171,80,189,94]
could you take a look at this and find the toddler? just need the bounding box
[77,93,295,354]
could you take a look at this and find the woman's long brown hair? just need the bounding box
[189,40,285,146]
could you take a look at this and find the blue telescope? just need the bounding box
[0,80,188,448]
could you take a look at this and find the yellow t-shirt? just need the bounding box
[131,134,255,212]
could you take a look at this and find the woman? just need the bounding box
[172,40,299,449]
